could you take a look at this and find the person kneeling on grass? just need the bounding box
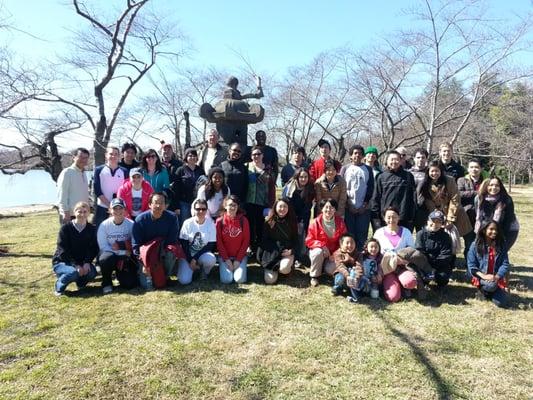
[331,233,359,296]
[467,221,510,308]
[132,192,184,289]
[178,199,217,283]
[52,201,98,296]
[216,195,250,284]
[305,198,348,287]
[395,210,454,296]
[97,198,139,294]
[258,198,299,284]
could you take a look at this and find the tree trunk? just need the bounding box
[184,111,191,150]
[93,116,107,166]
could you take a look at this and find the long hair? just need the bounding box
[420,160,447,200]
[141,148,163,172]
[266,198,297,233]
[475,220,505,255]
[478,176,510,205]
[204,167,228,200]
[289,167,315,203]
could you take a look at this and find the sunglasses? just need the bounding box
[195,208,207,211]
[146,154,157,159]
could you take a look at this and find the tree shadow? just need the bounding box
[373,312,458,400]
[0,253,53,259]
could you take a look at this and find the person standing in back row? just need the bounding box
[309,139,341,182]
[254,130,279,181]
[439,142,465,181]
[198,129,227,173]
[93,146,128,228]
[57,147,90,225]
[370,151,417,231]
[341,145,374,250]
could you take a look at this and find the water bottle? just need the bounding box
[370,283,379,299]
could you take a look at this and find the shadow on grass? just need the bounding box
[0,252,53,259]
[375,311,457,400]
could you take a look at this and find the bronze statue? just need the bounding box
[199,76,265,147]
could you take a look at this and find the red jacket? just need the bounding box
[117,180,154,219]
[309,157,342,182]
[305,214,347,254]
[216,213,250,262]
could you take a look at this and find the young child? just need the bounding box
[331,233,358,296]
[347,238,383,302]
[397,210,453,288]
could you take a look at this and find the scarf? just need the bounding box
[475,194,505,233]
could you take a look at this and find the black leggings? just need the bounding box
[98,251,139,289]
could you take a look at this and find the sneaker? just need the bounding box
[347,296,359,303]
[310,278,319,287]
[54,290,64,297]
[331,285,343,296]
[102,285,113,295]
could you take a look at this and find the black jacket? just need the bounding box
[257,217,298,270]
[169,165,206,208]
[220,158,248,203]
[443,159,465,181]
[370,167,417,225]
[415,227,453,270]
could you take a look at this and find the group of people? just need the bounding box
[53,131,519,307]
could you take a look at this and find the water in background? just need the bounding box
[0,170,58,208]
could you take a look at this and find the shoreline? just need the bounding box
[0,204,56,216]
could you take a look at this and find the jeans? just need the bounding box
[53,262,97,293]
[345,209,370,251]
[178,201,192,229]
[177,252,216,284]
[479,279,507,308]
[219,256,248,284]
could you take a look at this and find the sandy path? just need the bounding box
[0,204,56,216]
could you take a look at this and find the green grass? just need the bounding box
[1,187,532,399]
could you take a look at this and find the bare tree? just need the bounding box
[265,50,364,162]
[353,0,532,155]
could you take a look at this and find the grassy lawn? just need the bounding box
[1,187,532,400]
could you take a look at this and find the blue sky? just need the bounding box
[4,0,531,76]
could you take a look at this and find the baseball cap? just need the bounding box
[110,198,126,209]
[429,210,445,223]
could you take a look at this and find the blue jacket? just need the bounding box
[466,241,510,280]
[132,210,179,255]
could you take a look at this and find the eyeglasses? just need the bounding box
[146,154,157,159]
[251,153,262,156]
[194,208,207,211]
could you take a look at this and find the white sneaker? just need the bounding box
[54,290,64,297]
[102,285,113,295]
